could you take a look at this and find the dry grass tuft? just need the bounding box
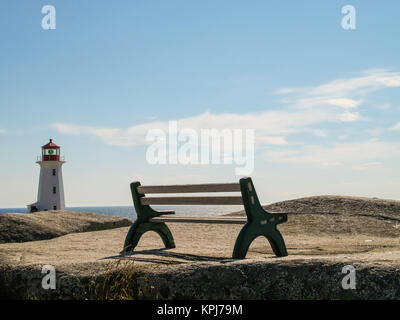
[86,260,159,300]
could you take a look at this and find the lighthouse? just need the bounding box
[27,139,66,213]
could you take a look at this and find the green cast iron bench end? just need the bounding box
[122,177,288,259]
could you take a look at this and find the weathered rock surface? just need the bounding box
[0,196,399,300]
[227,195,400,238]
[0,210,132,243]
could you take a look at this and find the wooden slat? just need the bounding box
[151,216,247,224]
[140,196,243,205]
[137,183,240,194]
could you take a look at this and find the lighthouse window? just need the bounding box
[52,169,56,176]
[53,187,57,194]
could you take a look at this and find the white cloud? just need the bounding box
[327,98,362,108]
[52,108,343,148]
[52,69,400,153]
[339,112,360,122]
[353,162,382,171]
[308,129,327,137]
[263,140,400,169]
[0,129,6,134]
[53,121,168,147]
[303,69,400,96]
[279,69,400,110]
[257,136,288,145]
[389,122,400,131]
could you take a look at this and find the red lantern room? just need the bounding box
[41,139,61,161]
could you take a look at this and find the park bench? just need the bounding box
[122,177,288,259]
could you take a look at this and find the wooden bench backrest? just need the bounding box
[124,177,290,259]
[137,182,243,205]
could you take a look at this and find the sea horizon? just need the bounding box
[0,205,243,219]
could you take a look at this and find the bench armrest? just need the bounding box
[155,210,175,216]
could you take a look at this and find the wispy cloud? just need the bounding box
[0,129,6,134]
[257,136,288,145]
[327,98,362,108]
[279,69,400,95]
[52,122,164,146]
[278,69,400,110]
[52,107,344,148]
[389,122,400,131]
[263,140,400,169]
[52,69,400,171]
[338,112,360,122]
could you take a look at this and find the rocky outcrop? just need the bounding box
[0,196,399,300]
[228,195,400,218]
[0,211,132,243]
[1,254,399,300]
[227,195,400,238]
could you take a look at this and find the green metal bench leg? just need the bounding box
[232,177,288,259]
[232,223,288,259]
[122,220,175,253]
[122,181,176,254]
[232,223,258,259]
[266,228,288,257]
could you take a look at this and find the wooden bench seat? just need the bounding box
[151,215,248,224]
[122,177,288,259]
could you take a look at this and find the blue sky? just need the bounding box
[1,1,400,207]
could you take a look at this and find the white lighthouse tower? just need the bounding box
[28,139,66,212]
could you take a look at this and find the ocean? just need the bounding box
[0,205,243,219]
